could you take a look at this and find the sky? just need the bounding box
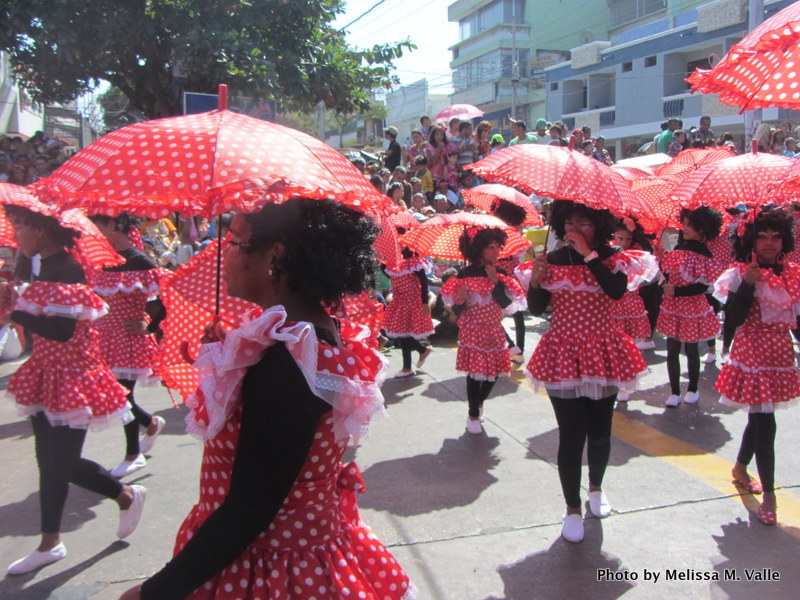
[331,0,459,95]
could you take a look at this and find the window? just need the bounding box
[458,0,526,40]
[622,61,633,72]
[645,55,657,67]
[550,82,559,91]
[610,0,666,28]
[686,57,709,88]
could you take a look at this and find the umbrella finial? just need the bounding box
[218,84,228,111]
[751,139,758,154]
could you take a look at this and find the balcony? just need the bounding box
[561,106,617,134]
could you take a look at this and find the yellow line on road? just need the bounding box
[517,375,800,536]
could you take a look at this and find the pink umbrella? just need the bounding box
[435,104,484,123]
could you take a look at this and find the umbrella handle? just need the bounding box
[215,214,223,316]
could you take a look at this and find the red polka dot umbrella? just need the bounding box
[400,212,531,261]
[0,183,122,269]
[769,156,800,202]
[33,85,392,221]
[434,104,484,123]
[465,144,650,221]
[627,176,682,233]
[610,164,656,181]
[688,1,800,112]
[654,147,736,179]
[461,184,544,227]
[670,146,795,210]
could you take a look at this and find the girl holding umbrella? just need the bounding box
[88,213,167,478]
[123,198,415,600]
[2,204,145,575]
[526,200,651,543]
[440,227,526,435]
[656,206,723,407]
[713,208,800,526]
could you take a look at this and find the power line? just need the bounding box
[342,0,393,31]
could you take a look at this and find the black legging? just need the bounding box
[550,395,616,509]
[737,412,777,493]
[503,312,526,351]
[119,379,153,456]
[466,375,496,418]
[31,413,123,533]
[666,338,700,395]
[639,282,661,335]
[398,338,427,370]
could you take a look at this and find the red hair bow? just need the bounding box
[466,226,481,240]
[737,210,756,238]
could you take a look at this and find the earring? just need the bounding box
[268,268,273,276]
[778,251,786,263]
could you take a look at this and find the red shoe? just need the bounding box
[757,505,777,526]
[732,470,763,494]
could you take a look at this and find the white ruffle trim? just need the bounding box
[658,305,715,319]
[185,306,387,444]
[514,263,532,290]
[463,372,500,382]
[12,401,134,431]
[14,297,109,321]
[527,368,649,400]
[722,359,797,375]
[504,292,527,315]
[719,395,798,413]
[111,367,160,385]
[384,329,434,340]
[93,279,160,299]
[385,259,432,278]
[714,265,797,325]
[540,278,602,294]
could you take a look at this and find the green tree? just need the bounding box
[0,1,412,118]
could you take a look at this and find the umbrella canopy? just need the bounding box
[654,147,736,180]
[435,104,484,123]
[399,212,531,261]
[35,87,392,220]
[670,149,795,210]
[387,210,421,230]
[0,183,122,269]
[461,184,544,227]
[628,176,682,232]
[465,144,650,220]
[610,164,656,181]
[688,1,800,112]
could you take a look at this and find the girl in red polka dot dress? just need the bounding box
[526,201,649,543]
[125,198,416,600]
[2,205,146,576]
[713,208,800,527]
[656,207,723,407]
[383,248,434,378]
[440,227,526,435]
[89,214,168,479]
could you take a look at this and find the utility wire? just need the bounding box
[341,0,392,31]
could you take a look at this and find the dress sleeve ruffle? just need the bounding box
[715,263,800,325]
[185,306,387,444]
[440,276,463,308]
[15,281,108,321]
[664,249,714,285]
[514,261,533,290]
[384,257,432,277]
[712,264,744,304]
[90,268,164,299]
[498,273,527,314]
[539,265,602,293]
[606,250,661,291]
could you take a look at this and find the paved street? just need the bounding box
[2,313,800,599]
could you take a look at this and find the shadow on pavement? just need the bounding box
[359,434,501,516]
[482,521,633,600]
[0,540,128,599]
[0,486,107,538]
[0,418,33,442]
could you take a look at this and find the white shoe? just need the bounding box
[510,352,524,364]
[703,351,716,364]
[683,391,700,404]
[416,347,432,368]
[7,543,67,575]
[139,416,166,454]
[117,485,147,539]
[393,369,415,378]
[665,394,681,407]
[617,392,630,402]
[588,491,611,518]
[636,339,656,350]
[466,418,483,435]
[110,454,147,478]
[561,513,584,543]
[509,345,522,356]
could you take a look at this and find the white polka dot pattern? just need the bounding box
[461,183,543,226]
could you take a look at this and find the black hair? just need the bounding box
[458,227,507,265]
[459,121,472,133]
[731,208,795,262]
[369,174,384,192]
[492,199,526,227]
[242,198,378,305]
[414,155,428,165]
[614,217,653,251]
[678,206,723,240]
[386,182,403,197]
[88,212,141,234]
[4,204,80,249]
[549,200,616,245]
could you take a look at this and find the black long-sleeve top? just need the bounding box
[140,334,333,600]
[663,239,712,297]
[527,245,627,316]
[103,247,166,335]
[10,251,84,342]
[451,264,512,316]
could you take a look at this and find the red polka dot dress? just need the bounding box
[382,258,434,340]
[90,268,165,382]
[714,262,800,412]
[527,252,649,397]
[333,292,385,349]
[656,245,720,342]
[441,268,526,380]
[169,307,416,600]
[7,281,131,428]
[609,250,660,340]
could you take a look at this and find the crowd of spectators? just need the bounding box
[0,131,70,185]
